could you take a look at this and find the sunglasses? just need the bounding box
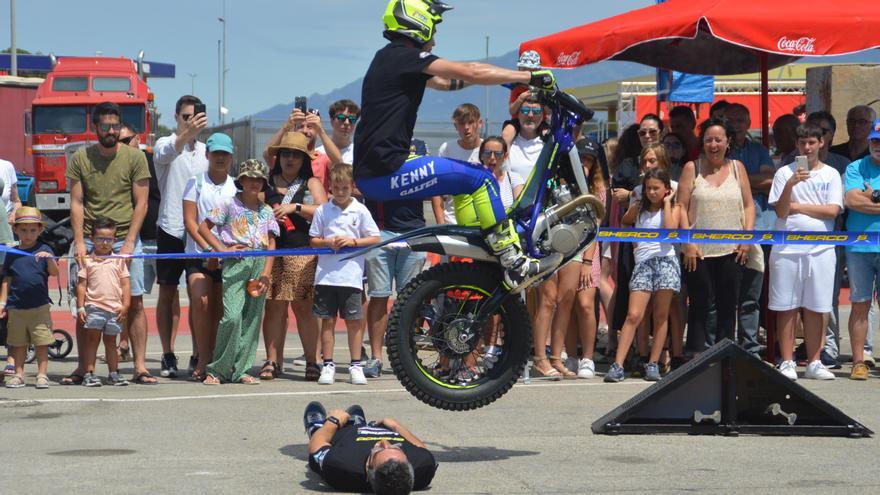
[94,236,115,244]
[279,150,304,159]
[334,114,358,124]
[119,136,135,145]
[98,123,122,132]
[638,129,660,137]
[481,150,504,159]
[520,107,543,116]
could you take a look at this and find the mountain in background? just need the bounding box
[251,50,650,124]
[251,48,880,125]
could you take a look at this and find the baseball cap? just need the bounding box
[206,133,234,154]
[869,119,880,140]
[576,138,601,159]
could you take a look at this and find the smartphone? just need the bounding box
[795,155,808,171]
[193,103,207,119]
[294,96,307,113]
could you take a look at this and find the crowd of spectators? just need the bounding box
[3,90,880,389]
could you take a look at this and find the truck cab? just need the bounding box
[27,57,157,219]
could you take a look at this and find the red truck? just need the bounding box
[18,55,159,221]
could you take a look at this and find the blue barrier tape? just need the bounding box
[0,229,872,260]
[598,228,879,246]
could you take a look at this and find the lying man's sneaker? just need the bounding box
[349,365,368,385]
[643,362,661,382]
[577,358,595,379]
[604,362,625,383]
[303,401,327,435]
[778,360,798,381]
[850,362,870,381]
[346,404,367,427]
[820,349,841,370]
[805,360,835,380]
[363,358,382,378]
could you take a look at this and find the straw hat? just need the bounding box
[268,132,317,160]
[13,206,45,225]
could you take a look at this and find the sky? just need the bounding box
[1,0,652,126]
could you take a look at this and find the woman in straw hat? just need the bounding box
[260,132,328,380]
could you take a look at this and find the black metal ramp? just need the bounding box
[592,339,873,437]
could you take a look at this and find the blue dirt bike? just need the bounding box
[354,86,604,411]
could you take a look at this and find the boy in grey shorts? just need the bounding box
[309,164,380,385]
[77,217,131,387]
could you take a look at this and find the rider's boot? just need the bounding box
[483,218,561,293]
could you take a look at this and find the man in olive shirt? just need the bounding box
[64,102,153,384]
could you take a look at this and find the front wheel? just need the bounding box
[387,262,532,411]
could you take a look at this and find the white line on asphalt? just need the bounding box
[0,380,648,405]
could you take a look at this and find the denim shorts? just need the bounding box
[313,285,363,320]
[630,256,681,293]
[83,305,123,336]
[365,230,426,298]
[846,251,880,303]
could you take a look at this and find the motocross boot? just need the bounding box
[483,218,561,293]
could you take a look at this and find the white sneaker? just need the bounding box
[318,364,335,385]
[349,366,367,385]
[565,356,578,373]
[805,360,835,380]
[577,358,595,379]
[778,360,798,381]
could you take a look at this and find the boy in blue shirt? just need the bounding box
[0,207,59,388]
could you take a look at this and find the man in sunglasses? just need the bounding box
[304,401,437,493]
[152,95,210,379]
[318,99,360,164]
[65,101,151,385]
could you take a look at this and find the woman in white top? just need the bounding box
[181,134,238,381]
[504,95,545,182]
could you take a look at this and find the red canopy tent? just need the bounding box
[520,0,880,144]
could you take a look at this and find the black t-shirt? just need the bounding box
[365,198,425,233]
[829,142,869,162]
[140,151,161,241]
[263,177,311,248]
[2,242,53,309]
[353,40,439,179]
[310,425,437,493]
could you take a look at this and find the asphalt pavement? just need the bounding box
[2,306,880,494]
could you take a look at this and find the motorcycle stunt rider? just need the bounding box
[354,0,559,291]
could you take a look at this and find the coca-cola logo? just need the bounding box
[555,51,581,67]
[777,36,816,54]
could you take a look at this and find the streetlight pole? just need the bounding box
[10,0,16,76]
[485,36,490,137]
[218,1,227,125]
[187,73,197,95]
[217,40,222,125]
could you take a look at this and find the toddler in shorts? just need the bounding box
[77,217,131,387]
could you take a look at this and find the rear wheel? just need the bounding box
[387,262,531,411]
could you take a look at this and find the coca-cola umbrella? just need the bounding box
[520,0,880,142]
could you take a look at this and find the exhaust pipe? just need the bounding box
[547,193,605,224]
[136,50,145,80]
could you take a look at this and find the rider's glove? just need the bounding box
[529,70,556,90]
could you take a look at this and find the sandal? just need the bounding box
[532,356,562,381]
[60,373,84,385]
[203,374,221,385]
[304,363,321,382]
[259,360,278,380]
[550,356,577,379]
[238,374,259,385]
[190,370,206,382]
[133,372,159,385]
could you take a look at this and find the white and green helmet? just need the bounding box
[383,0,453,45]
